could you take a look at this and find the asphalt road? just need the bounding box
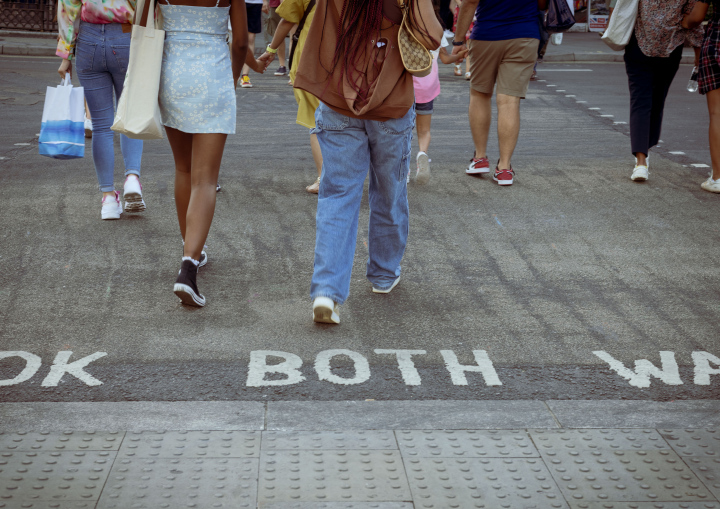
[1,55,719,403]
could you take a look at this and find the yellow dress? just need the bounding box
[276,0,319,128]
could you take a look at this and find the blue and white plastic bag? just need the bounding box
[39,75,85,159]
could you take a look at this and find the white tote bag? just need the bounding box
[601,0,639,51]
[111,0,165,140]
[39,74,86,159]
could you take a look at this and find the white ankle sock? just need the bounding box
[417,151,427,160]
[182,256,200,266]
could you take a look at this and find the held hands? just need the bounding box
[258,51,276,72]
[449,48,468,63]
[451,42,467,57]
[58,59,72,79]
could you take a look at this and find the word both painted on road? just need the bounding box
[1,350,719,390]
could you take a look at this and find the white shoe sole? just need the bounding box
[101,206,122,220]
[174,283,206,307]
[466,164,490,175]
[124,193,146,213]
[372,276,400,294]
[313,297,339,324]
[416,154,430,185]
[494,177,514,186]
[241,84,252,88]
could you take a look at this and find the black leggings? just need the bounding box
[624,34,683,156]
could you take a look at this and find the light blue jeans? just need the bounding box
[75,21,143,193]
[310,103,414,304]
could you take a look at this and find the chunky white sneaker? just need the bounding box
[701,176,720,193]
[84,117,93,138]
[101,191,122,220]
[123,175,146,213]
[416,152,430,185]
[631,165,649,181]
[313,296,340,324]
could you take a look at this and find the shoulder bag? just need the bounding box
[398,0,433,77]
[287,0,316,72]
[111,0,165,140]
[601,0,639,51]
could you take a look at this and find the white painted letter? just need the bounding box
[440,350,502,386]
[692,351,720,385]
[593,351,683,388]
[246,350,305,387]
[41,351,107,387]
[0,351,42,386]
[374,349,426,385]
[315,349,370,385]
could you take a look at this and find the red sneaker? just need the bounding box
[466,156,490,175]
[493,166,515,186]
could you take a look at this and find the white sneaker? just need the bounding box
[631,165,648,181]
[101,191,122,220]
[701,175,720,193]
[123,175,146,213]
[416,152,430,185]
[313,296,340,324]
[84,117,93,138]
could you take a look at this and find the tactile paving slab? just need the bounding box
[0,432,123,452]
[404,457,568,509]
[660,430,720,457]
[258,450,411,503]
[684,457,720,500]
[396,430,538,458]
[531,430,670,452]
[544,449,713,503]
[259,503,414,509]
[118,431,260,458]
[262,431,397,450]
[0,451,114,501]
[96,457,258,509]
[569,503,720,509]
[0,502,98,509]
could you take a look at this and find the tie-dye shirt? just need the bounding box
[56,0,137,59]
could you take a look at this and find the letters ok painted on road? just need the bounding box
[0,351,106,387]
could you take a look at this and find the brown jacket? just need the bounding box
[293,0,414,121]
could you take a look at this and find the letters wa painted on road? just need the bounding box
[0,350,719,388]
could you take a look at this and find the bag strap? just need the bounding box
[135,0,157,29]
[287,0,316,72]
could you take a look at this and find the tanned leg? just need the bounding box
[416,113,432,154]
[166,127,194,241]
[496,92,521,170]
[469,89,492,159]
[708,88,720,180]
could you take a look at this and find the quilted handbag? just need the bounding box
[397,0,433,78]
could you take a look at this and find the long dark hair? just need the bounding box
[326,0,436,102]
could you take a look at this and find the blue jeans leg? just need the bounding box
[75,22,142,193]
[310,103,414,303]
[366,106,413,288]
[310,104,371,304]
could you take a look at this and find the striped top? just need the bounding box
[56,0,137,59]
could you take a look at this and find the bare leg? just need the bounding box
[278,38,286,68]
[708,88,720,180]
[496,93,521,169]
[166,127,227,260]
[242,32,256,77]
[469,89,492,159]
[306,132,323,193]
[416,113,432,154]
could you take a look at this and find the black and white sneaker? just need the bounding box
[174,260,206,307]
[198,250,207,268]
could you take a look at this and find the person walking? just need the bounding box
[293,0,442,324]
[684,0,720,193]
[239,0,268,87]
[623,0,704,182]
[453,0,548,186]
[265,0,288,75]
[149,0,260,306]
[56,0,145,220]
[258,0,323,193]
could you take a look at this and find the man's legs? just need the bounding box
[469,89,492,159]
[496,93,521,170]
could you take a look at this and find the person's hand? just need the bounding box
[253,58,266,74]
[58,58,72,80]
[451,42,466,56]
[262,0,269,14]
[258,51,276,70]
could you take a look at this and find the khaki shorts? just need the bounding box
[265,7,282,36]
[469,38,539,98]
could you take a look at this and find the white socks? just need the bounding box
[182,256,200,266]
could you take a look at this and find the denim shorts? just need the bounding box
[415,100,434,115]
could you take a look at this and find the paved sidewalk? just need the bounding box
[2,401,720,509]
